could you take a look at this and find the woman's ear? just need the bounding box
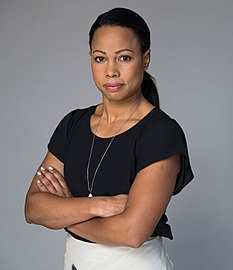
[143,49,151,70]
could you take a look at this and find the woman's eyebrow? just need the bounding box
[92,49,134,54]
[92,50,106,54]
[115,49,134,54]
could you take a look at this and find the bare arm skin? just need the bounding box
[24,151,127,229]
[66,155,180,248]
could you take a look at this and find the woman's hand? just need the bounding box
[36,166,72,198]
[93,194,128,218]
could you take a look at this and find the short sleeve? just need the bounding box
[136,118,194,195]
[48,110,76,163]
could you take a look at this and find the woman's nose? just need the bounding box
[105,62,120,78]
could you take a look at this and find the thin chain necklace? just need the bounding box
[86,103,140,197]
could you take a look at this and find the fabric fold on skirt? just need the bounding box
[64,234,174,270]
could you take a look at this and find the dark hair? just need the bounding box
[89,7,160,108]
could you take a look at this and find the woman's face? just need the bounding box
[90,26,150,102]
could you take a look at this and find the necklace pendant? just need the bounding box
[88,193,93,198]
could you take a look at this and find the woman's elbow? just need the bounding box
[24,195,31,221]
[24,198,35,224]
[25,216,33,225]
[123,237,146,249]
[24,194,42,225]
[24,204,60,229]
[122,227,149,248]
[127,239,144,248]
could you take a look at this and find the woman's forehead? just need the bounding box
[91,26,140,52]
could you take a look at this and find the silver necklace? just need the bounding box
[86,104,140,197]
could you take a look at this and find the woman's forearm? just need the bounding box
[67,209,151,248]
[25,192,96,229]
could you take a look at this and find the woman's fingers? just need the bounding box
[36,177,50,193]
[36,169,58,194]
[47,166,72,197]
[36,166,72,197]
[36,167,65,196]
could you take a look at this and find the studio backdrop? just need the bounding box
[0,0,232,269]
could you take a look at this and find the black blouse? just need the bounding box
[48,105,194,240]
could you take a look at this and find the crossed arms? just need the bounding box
[25,151,180,248]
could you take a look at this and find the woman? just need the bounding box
[25,7,194,270]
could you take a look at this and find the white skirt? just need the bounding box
[64,234,174,270]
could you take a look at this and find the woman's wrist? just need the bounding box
[88,196,104,217]
[88,195,128,218]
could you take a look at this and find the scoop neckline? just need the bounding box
[89,105,158,139]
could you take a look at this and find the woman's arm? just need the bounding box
[67,155,180,247]
[24,151,127,229]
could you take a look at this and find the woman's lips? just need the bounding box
[103,83,124,91]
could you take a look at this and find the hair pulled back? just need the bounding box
[89,7,160,108]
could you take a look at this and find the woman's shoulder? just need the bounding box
[144,108,183,133]
[65,105,96,119]
[60,105,96,123]
[135,107,188,149]
[52,105,97,133]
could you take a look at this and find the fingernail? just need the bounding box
[37,171,42,176]
[48,166,54,171]
[41,166,46,171]
[37,180,41,184]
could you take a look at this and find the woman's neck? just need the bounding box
[99,94,149,123]
[91,95,155,138]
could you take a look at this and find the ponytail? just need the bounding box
[141,71,160,108]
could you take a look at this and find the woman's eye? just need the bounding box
[119,55,131,62]
[94,56,105,63]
